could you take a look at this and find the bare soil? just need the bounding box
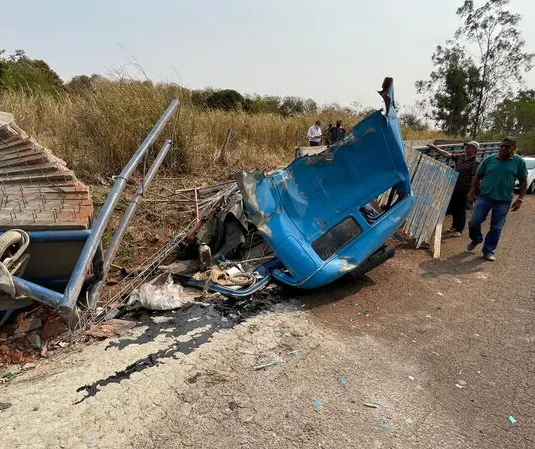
[1,198,533,449]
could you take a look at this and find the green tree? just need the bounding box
[416,44,479,135]
[399,111,427,131]
[205,89,245,111]
[303,98,318,113]
[278,96,305,116]
[489,90,535,134]
[190,88,214,108]
[65,74,104,95]
[260,95,282,114]
[455,0,534,137]
[0,49,64,96]
[242,94,281,113]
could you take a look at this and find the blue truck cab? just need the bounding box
[237,78,413,289]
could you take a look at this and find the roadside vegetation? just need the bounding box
[0,51,445,181]
[416,0,535,152]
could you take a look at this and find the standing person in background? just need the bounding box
[307,120,322,146]
[329,120,346,144]
[324,122,333,145]
[427,141,480,236]
[466,137,527,261]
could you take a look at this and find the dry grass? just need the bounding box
[0,82,447,180]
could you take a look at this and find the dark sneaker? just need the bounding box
[484,253,496,262]
[466,241,480,251]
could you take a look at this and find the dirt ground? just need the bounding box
[1,198,534,449]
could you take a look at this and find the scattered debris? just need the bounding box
[253,360,281,371]
[26,334,42,349]
[335,373,348,386]
[87,319,137,340]
[159,260,199,275]
[22,362,36,370]
[457,379,467,386]
[126,274,196,311]
[363,403,378,409]
[0,402,12,411]
[509,416,518,425]
[227,400,239,412]
[455,384,464,389]
[40,317,68,340]
[287,350,300,357]
[1,364,22,379]
[437,292,445,297]
[353,302,368,314]
[14,317,42,335]
[408,376,415,381]
[312,399,323,409]
[380,423,390,430]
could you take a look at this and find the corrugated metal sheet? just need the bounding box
[0,112,93,230]
[403,146,458,248]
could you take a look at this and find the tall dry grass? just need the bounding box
[0,82,447,180]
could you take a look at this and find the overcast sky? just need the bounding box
[2,0,535,110]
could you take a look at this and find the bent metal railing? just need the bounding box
[11,99,179,322]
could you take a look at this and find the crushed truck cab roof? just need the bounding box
[237,78,413,288]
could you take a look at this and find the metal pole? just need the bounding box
[13,277,64,308]
[86,139,173,307]
[61,100,179,312]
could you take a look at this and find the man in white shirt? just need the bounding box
[307,120,322,146]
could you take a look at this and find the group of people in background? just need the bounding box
[307,120,346,147]
[428,138,527,261]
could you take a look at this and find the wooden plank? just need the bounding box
[433,221,442,259]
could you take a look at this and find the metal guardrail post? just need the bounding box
[86,139,173,307]
[12,277,65,308]
[60,100,179,313]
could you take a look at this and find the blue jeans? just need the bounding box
[468,195,511,255]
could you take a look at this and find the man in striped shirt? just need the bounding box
[427,141,480,236]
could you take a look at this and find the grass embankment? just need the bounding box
[0,82,446,181]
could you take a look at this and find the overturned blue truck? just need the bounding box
[237,77,413,289]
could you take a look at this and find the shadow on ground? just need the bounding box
[420,250,487,279]
[75,273,371,404]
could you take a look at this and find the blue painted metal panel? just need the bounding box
[0,230,91,242]
[237,79,413,289]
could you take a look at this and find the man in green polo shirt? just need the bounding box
[466,137,528,261]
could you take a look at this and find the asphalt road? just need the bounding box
[1,198,533,449]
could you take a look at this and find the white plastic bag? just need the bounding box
[126,274,194,311]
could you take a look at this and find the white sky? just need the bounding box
[2,0,535,110]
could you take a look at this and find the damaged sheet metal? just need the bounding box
[237,78,413,289]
